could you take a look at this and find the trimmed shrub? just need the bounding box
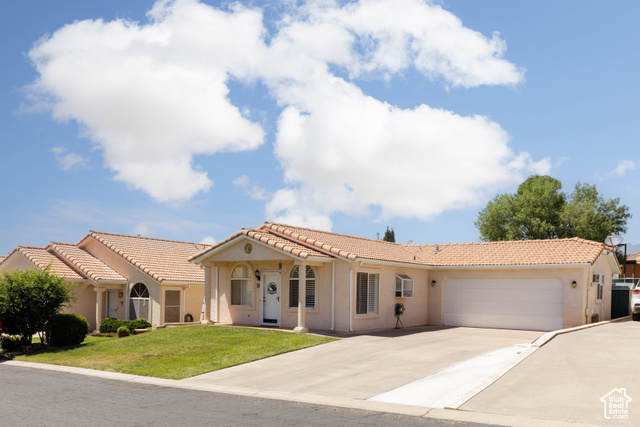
[131,318,151,330]
[48,313,89,347]
[99,318,122,334]
[116,326,130,337]
[100,318,151,333]
[1,335,29,351]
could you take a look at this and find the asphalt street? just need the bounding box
[0,363,487,427]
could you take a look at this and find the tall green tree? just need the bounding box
[383,226,395,242]
[475,175,630,242]
[0,267,76,344]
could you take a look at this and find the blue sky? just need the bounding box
[1,0,639,255]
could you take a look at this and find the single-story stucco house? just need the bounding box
[190,222,620,333]
[0,232,210,331]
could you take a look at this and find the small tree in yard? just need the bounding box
[0,267,76,345]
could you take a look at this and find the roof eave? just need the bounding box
[431,262,593,270]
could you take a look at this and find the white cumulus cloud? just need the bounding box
[29,0,266,204]
[28,0,544,229]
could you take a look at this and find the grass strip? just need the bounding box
[14,325,338,379]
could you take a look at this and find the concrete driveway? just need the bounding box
[180,326,541,401]
[461,319,640,426]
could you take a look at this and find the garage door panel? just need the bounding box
[444,278,564,331]
[446,299,564,317]
[444,312,563,332]
[446,288,564,304]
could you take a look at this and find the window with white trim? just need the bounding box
[395,274,413,298]
[129,282,150,321]
[597,276,604,301]
[231,264,253,306]
[164,290,181,323]
[289,265,315,309]
[356,272,378,314]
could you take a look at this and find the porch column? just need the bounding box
[294,263,308,333]
[201,265,214,324]
[94,287,106,332]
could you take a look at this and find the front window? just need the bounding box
[129,282,150,321]
[231,264,253,306]
[289,265,316,309]
[395,274,414,298]
[356,272,378,314]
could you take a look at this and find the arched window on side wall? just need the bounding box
[130,282,150,321]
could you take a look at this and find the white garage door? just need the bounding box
[444,278,564,331]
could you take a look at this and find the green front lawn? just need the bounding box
[14,325,337,379]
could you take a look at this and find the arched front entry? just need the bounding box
[129,282,150,321]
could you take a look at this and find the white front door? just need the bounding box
[106,290,119,319]
[262,272,280,325]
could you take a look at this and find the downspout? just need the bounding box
[183,283,191,323]
[349,261,363,333]
[215,266,220,323]
[585,275,590,324]
[331,260,335,331]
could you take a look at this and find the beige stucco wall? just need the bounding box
[64,284,97,330]
[347,263,429,333]
[184,284,204,323]
[588,255,614,323]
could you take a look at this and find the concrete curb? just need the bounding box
[446,317,631,410]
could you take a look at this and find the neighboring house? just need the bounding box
[0,232,210,331]
[191,222,620,333]
[624,251,640,278]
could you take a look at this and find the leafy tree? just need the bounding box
[562,182,631,243]
[383,227,395,242]
[476,175,630,242]
[0,267,76,344]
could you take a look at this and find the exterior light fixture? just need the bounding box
[254,270,261,281]
[571,280,577,288]
[431,280,436,287]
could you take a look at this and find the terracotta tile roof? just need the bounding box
[85,231,210,283]
[193,222,614,268]
[48,242,126,283]
[0,256,5,264]
[5,246,85,280]
[414,238,609,267]
[263,223,611,267]
[627,251,640,262]
[263,223,418,263]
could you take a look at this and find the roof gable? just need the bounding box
[84,231,210,283]
[47,242,126,283]
[3,246,85,280]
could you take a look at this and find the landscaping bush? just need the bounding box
[48,313,89,346]
[116,326,130,337]
[1,335,29,352]
[100,318,151,333]
[99,318,123,333]
[131,318,151,330]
